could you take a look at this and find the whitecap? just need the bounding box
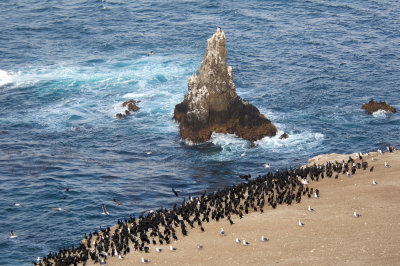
[0,69,13,86]
[372,109,388,118]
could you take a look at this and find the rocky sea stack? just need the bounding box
[174,28,277,145]
[361,99,396,115]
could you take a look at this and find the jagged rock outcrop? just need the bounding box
[174,28,277,144]
[361,99,396,115]
[116,99,140,119]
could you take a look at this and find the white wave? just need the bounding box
[0,69,13,86]
[372,109,388,118]
[256,129,324,152]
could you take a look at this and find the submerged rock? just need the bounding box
[361,99,396,115]
[279,132,289,139]
[174,28,277,144]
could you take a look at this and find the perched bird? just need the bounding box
[346,171,351,177]
[102,204,109,215]
[197,244,203,250]
[10,230,17,239]
[220,228,225,236]
[172,188,178,197]
[261,236,269,242]
[155,248,162,252]
[354,211,361,218]
[308,205,314,212]
[235,237,240,244]
[170,245,176,251]
[298,220,304,227]
[113,199,121,206]
[314,189,319,199]
[372,180,378,185]
[385,162,390,168]
[243,240,249,246]
[118,254,123,259]
[141,257,149,263]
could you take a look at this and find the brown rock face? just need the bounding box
[361,99,396,115]
[174,28,277,144]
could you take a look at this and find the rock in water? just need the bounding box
[361,99,396,115]
[174,28,277,144]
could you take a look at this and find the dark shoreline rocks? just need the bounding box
[173,28,277,145]
[361,99,396,115]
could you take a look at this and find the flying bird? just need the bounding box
[102,204,109,215]
[10,230,17,239]
[113,199,121,206]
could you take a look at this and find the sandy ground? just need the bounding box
[89,150,400,266]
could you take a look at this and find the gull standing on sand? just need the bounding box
[346,171,351,177]
[156,248,162,252]
[314,189,319,199]
[354,211,361,218]
[170,245,177,251]
[243,240,249,246]
[261,236,269,242]
[235,237,240,243]
[378,149,382,154]
[308,205,314,212]
[220,228,225,236]
[385,161,390,168]
[197,244,203,249]
[372,180,378,185]
[298,220,304,227]
[102,204,109,215]
[141,257,149,263]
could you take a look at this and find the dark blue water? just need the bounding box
[1,0,399,265]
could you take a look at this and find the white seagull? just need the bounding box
[301,179,308,185]
[146,151,152,155]
[170,245,176,251]
[242,240,249,246]
[240,151,246,157]
[354,211,361,218]
[372,180,378,185]
[10,230,17,239]
[220,228,225,236]
[385,162,390,168]
[308,205,314,212]
[141,257,149,263]
[102,204,109,215]
[261,235,269,242]
[14,202,23,207]
[197,244,203,249]
[235,237,240,244]
[264,163,271,168]
[118,254,123,259]
[314,192,319,199]
[156,248,162,252]
[346,171,351,177]
[298,220,304,227]
[378,149,382,154]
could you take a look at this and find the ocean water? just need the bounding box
[0,0,399,265]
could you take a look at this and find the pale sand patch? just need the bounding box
[87,150,400,266]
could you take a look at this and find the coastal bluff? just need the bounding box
[174,28,277,144]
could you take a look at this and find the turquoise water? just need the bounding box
[0,1,399,265]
